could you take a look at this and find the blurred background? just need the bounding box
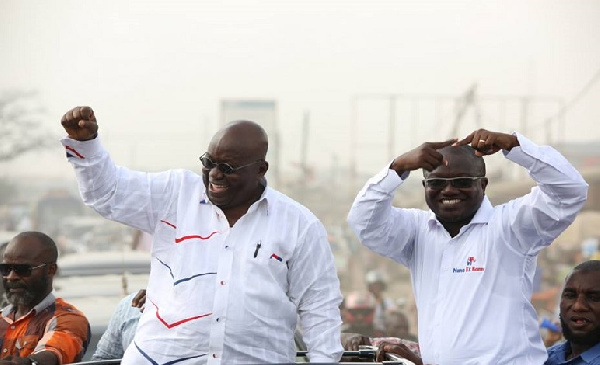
[1,0,600,352]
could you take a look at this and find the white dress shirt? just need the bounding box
[347,133,588,365]
[62,136,343,365]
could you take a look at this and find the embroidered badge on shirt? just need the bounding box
[452,256,485,273]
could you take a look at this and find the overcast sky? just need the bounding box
[1,0,599,182]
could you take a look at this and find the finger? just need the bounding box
[62,109,80,128]
[72,107,83,121]
[78,119,98,130]
[453,133,475,146]
[61,113,72,128]
[427,139,458,149]
[66,108,76,123]
[424,152,444,167]
[79,106,95,121]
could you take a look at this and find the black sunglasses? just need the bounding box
[422,176,486,190]
[199,153,262,175]
[0,263,48,277]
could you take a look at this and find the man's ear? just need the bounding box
[259,161,269,176]
[480,177,489,191]
[48,263,58,277]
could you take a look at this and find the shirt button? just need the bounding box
[212,354,217,358]
[216,318,219,322]
[3,349,7,353]
[220,281,225,285]
[10,326,14,329]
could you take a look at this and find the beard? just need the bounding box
[560,315,600,348]
[3,275,49,308]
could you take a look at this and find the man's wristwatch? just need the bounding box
[28,357,39,365]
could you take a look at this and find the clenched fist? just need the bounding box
[61,106,99,141]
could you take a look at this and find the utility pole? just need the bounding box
[350,96,358,190]
[301,110,309,175]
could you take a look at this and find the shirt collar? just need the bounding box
[580,341,600,363]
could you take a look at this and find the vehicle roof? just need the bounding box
[57,250,151,277]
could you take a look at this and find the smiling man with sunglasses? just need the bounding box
[0,232,90,365]
[59,106,343,365]
[348,128,588,364]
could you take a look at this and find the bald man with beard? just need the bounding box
[0,232,90,365]
[59,106,343,364]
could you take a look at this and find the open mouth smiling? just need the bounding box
[209,182,229,193]
[440,199,461,206]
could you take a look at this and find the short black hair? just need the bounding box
[572,260,600,273]
[12,231,59,263]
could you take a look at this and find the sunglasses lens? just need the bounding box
[453,178,474,188]
[200,154,236,174]
[0,264,31,277]
[426,179,446,190]
[219,164,235,174]
[200,155,215,169]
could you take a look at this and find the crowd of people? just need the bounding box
[0,105,594,364]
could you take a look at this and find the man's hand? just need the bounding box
[61,106,98,141]
[132,289,147,310]
[390,139,457,174]
[454,128,519,156]
[376,341,423,365]
[341,332,371,351]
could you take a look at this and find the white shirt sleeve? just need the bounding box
[61,136,177,234]
[347,165,422,267]
[288,221,344,362]
[498,132,588,255]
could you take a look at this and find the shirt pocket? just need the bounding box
[17,335,39,357]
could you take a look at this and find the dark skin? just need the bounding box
[341,334,423,365]
[60,106,98,141]
[390,129,519,237]
[376,341,423,365]
[202,121,268,226]
[559,270,600,360]
[132,288,146,309]
[1,236,59,365]
[60,107,269,227]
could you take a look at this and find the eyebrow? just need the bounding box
[563,288,600,294]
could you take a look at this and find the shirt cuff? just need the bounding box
[367,161,408,194]
[503,132,535,170]
[61,135,105,161]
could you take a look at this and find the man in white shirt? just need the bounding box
[347,129,588,364]
[60,106,344,364]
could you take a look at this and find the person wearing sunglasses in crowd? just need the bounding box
[0,232,90,365]
[59,106,343,364]
[347,129,588,364]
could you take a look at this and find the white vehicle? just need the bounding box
[54,250,150,362]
